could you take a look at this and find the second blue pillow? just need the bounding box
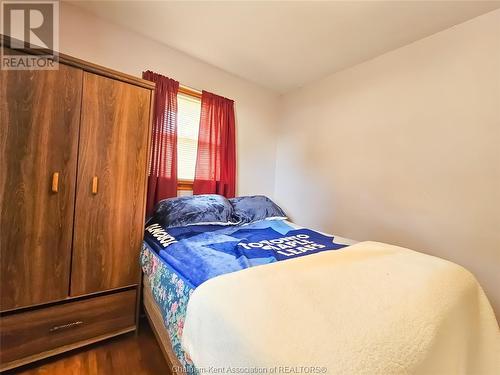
[229,195,287,224]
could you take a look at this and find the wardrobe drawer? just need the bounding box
[0,289,136,369]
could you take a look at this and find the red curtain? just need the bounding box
[142,70,179,216]
[193,91,236,198]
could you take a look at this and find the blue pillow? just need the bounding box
[229,195,287,224]
[150,194,236,228]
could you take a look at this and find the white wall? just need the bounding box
[274,9,500,317]
[59,2,280,197]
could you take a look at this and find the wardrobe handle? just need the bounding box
[49,320,84,333]
[51,172,59,193]
[92,176,98,195]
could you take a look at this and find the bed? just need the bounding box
[140,195,499,375]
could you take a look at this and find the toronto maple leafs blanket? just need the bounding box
[144,219,353,288]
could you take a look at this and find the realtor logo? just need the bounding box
[1,0,59,70]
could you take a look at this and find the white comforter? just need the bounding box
[182,241,499,374]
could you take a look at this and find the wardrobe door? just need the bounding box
[70,72,151,296]
[0,62,83,311]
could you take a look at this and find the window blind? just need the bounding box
[177,92,201,180]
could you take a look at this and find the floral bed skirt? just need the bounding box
[140,242,198,374]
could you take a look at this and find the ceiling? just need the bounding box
[70,1,500,93]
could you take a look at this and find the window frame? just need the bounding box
[177,85,202,191]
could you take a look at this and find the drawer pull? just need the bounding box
[49,320,84,333]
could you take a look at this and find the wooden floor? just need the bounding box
[4,319,170,375]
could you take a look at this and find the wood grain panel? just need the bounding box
[70,72,151,296]
[0,57,83,311]
[0,289,136,370]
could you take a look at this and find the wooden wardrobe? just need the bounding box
[0,41,154,371]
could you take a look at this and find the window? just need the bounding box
[177,89,201,185]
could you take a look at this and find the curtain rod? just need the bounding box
[179,84,202,99]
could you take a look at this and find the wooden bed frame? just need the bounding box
[143,277,182,374]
